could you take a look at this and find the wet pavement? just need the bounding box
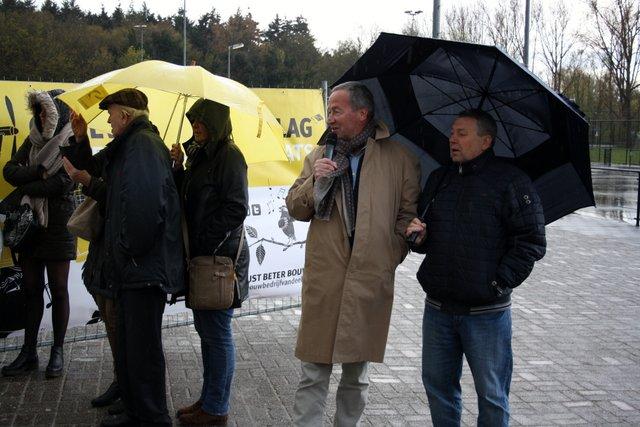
[587,166,639,226]
[0,213,639,426]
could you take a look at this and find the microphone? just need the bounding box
[324,132,337,160]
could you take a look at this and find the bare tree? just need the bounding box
[537,1,580,91]
[485,0,526,61]
[402,13,430,37]
[585,0,640,124]
[443,3,487,43]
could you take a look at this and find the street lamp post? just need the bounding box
[133,24,147,62]
[227,43,244,78]
[433,0,441,38]
[183,0,186,65]
[404,10,423,36]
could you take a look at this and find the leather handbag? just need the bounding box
[183,215,245,310]
[67,196,102,241]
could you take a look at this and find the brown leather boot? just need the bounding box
[178,408,228,425]
[175,399,202,418]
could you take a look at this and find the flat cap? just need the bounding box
[98,88,148,111]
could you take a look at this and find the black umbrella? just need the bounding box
[333,32,594,224]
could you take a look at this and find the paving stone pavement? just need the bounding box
[0,213,639,426]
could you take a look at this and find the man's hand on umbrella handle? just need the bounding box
[62,157,91,187]
[70,110,88,140]
[314,158,337,180]
[170,143,184,171]
[405,217,426,245]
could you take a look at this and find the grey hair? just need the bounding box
[331,81,375,119]
[457,109,497,140]
[118,105,149,121]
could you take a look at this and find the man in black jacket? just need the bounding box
[406,109,546,427]
[67,88,184,427]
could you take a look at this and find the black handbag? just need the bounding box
[0,266,26,334]
[3,203,40,252]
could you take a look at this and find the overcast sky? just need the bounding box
[35,0,596,52]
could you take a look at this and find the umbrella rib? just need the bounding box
[445,51,476,109]
[496,120,549,134]
[490,88,540,96]
[478,53,500,109]
[485,95,517,156]
[417,72,480,92]
[163,94,182,142]
[422,96,482,115]
[417,75,474,112]
[483,90,546,129]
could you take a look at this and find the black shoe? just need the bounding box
[45,346,64,378]
[107,400,125,416]
[100,413,137,427]
[92,381,120,407]
[1,345,38,377]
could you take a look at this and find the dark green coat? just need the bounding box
[174,99,250,306]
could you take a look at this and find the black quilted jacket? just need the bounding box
[412,150,546,313]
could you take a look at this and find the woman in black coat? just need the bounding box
[1,89,76,378]
[170,99,249,426]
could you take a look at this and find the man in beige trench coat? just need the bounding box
[286,81,421,426]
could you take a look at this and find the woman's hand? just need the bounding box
[62,157,91,186]
[170,143,184,171]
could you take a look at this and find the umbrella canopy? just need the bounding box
[333,33,594,224]
[57,60,287,164]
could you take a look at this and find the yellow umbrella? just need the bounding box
[57,60,287,164]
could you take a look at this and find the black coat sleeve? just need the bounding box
[410,167,448,254]
[16,168,74,198]
[82,176,107,208]
[496,174,547,289]
[63,135,107,177]
[3,139,44,187]
[205,146,249,249]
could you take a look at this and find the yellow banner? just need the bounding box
[0,81,325,267]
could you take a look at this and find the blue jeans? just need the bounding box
[193,309,235,416]
[422,303,512,427]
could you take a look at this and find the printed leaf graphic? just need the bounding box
[256,244,266,265]
[245,225,258,238]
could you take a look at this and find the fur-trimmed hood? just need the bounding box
[27,89,70,140]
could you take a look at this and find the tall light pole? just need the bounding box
[227,43,244,78]
[133,24,147,62]
[404,10,423,36]
[432,0,441,38]
[523,0,531,68]
[182,0,186,65]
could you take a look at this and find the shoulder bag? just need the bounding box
[183,216,245,310]
[67,196,102,241]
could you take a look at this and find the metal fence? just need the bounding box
[589,120,640,166]
[0,296,301,352]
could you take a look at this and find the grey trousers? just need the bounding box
[293,361,369,427]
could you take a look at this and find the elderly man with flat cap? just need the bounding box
[64,88,184,427]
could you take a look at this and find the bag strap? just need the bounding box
[181,213,191,261]
[181,214,245,265]
[234,226,245,264]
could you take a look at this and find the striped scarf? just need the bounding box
[314,120,376,236]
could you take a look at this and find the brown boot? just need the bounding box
[175,399,202,418]
[179,408,228,425]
